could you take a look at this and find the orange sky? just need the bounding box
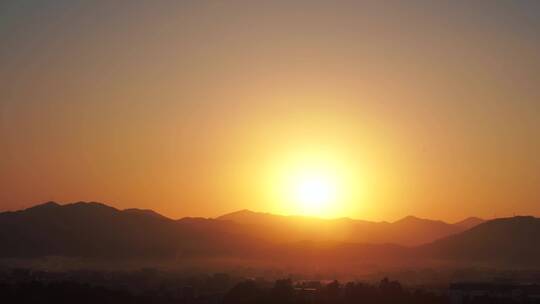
[1,1,540,222]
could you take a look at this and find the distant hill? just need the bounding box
[0,202,413,264]
[0,202,265,259]
[453,217,485,230]
[1,202,534,268]
[122,208,170,220]
[217,210,480,246]
[418,216,540,266]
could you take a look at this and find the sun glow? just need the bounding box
[292,171,339,216]
[266,148,361,218]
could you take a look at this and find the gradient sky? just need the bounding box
[1,0,540,221]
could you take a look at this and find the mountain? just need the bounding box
[389,216,461,245]
[217,210,479,246]
[0,202,265,259]
[2,202,532,268]
[0,201,176,258]
[0,202,413,265]
[453,217,485,230]
[123,208,169,220]
[454,216,485,230]
[419,216,540,266]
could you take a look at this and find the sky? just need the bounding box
[1,0,540,222]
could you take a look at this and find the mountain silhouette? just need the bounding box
[122,208,170,220]
[418,216,540,266]
[0,202,265,259]
[453,217,485,230]
[0,202,535,268]
[217,210,478,246]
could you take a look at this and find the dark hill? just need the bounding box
[453,217,485,230]
[418,216,540,266]
[217,210,473,246]
[2,202,536,268]
[0,202,412,264]
[0,202,263,259]
[122,208,169,219]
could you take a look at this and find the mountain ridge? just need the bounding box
[417,216,540,267]
[2,203,485,247]
[5,201,535,268]
[217,209,482,227]
[216,208,482,246]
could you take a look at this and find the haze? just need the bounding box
[1,1,540,222]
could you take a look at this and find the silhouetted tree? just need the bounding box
[344,282,378,304]
[271,278,295,304]
[379,277,404,304]
[222,280,263,304]
[327,280,341,297]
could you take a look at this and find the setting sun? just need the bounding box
[3,2,540,301]
[263,148,362,218]
[292,172,338,216]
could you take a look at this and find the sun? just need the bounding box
[264,148,362,218]
[281,160,349,217]
[293,173,337,216]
